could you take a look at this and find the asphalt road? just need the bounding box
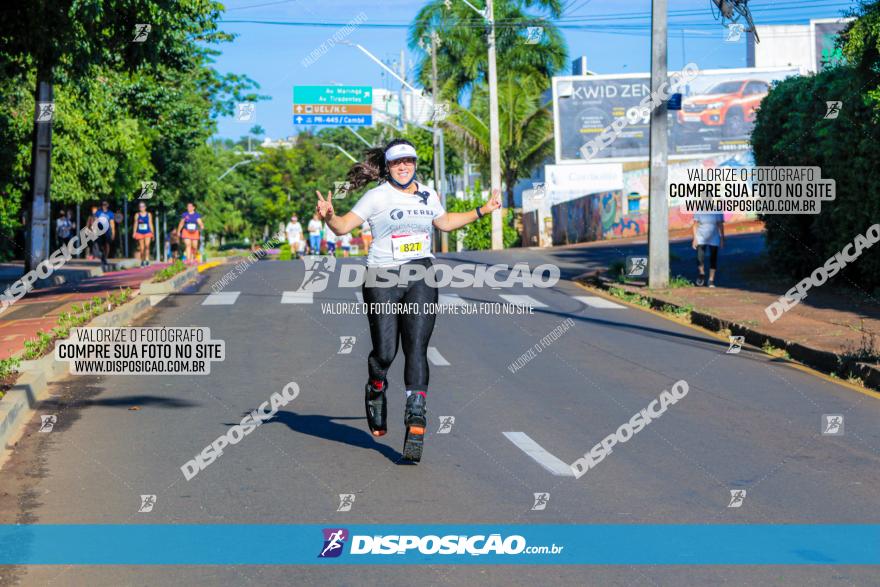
[1,247,878,586]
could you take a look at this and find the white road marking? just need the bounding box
[575,296,625,309]
[202,292,240,305]
[499,294,547,308]
[427,347,450,366]
[355,291,363,304]
[281,290,314,304]
[503,431,575,477]
[438,293,468,306]
[149,294,168,307]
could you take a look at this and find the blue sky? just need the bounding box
[212,0,858,139]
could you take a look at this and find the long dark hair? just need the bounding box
[346,138,417,190]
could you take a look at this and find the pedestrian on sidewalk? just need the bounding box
[339,232,352,257]
[307,213,322,255]
[168,228,180,261]
[55,210,73,249]
[692,212,725,287]
[285,214,304,259]
[85,205,100,260]
[324,221,337,256]
[132,201,155,266]
[177,203,204,265]
[95,201,116,271]
[360,220,372,254]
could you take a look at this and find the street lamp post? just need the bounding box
[320,143,358,163]
[217,152,262,181]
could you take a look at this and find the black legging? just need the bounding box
[362,258,438,393]
[697,244,719,271]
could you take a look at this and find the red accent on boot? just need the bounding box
[371,380,384,391]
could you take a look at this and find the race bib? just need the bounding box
[138,223,149,232]
[391,233,430,260]
[185,222,197,231]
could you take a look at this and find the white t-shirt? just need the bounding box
[351,181,446,267]
[285,221,303,243]
[693,213,724,246]
[307,219,322,237]
[361,221,371,236]
[340,233,352,247]
[324,222,336,241]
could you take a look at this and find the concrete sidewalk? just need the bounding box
[0,261,172,360]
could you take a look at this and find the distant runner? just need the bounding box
[177,203,204,265]
[315,138,500,461]
[132,201,155,266]
[285,214,304,259]
[95,201,116,271]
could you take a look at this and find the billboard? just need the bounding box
[811,19,853,71]
[553,67,799,163]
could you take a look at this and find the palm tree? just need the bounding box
[410,0,566,102]
[442,73,554,209]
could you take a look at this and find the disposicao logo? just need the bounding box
[319,528,349,558]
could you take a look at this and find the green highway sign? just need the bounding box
[293,86,372,106]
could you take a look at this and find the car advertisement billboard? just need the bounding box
[553,67,799,163]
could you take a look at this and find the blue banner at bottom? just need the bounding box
[0,525,878,565]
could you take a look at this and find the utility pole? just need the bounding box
[648,0,670,288]
[399,50,406,129]
[428,32,449,253]
[25,81,54,271]
[486,0,503,250]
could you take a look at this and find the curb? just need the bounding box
[139,265,199,295]
[0,263,208,466]
[578,274,880,393]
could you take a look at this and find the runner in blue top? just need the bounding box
[176,203,204,265]
[132,201,155,267]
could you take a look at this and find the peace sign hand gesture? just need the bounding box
[484,189,502,213]
[316,190,335,220]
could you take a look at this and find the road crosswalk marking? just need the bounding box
[427,347,450,366]
[575,296,625,309]
[196,291,627,310]
[281,290,314,304]
[499,294,547,308]
[202,292,240,305]
[503,431,575,477]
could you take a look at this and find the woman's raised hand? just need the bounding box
[315,190,335,220]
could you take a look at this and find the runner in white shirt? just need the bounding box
[315,139,501,461]
[324,221,337,256]
[285,214,304,259]
[360,220,372,254]
[307,214,323,255]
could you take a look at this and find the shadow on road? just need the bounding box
[263,410,414,464]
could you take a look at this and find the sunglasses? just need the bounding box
[389,158,417,167]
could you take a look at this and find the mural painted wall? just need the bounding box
[546,152,758,246]
[622,151,756,231]
[551,192,604,246]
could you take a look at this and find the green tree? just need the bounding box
[410,0,566,102]
[751,1,880,290]
[442,73,553,209]
[0,0,237,269]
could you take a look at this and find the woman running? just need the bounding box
[177,203,204,265]
[315,138,500,461]
[132,201,155,266]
